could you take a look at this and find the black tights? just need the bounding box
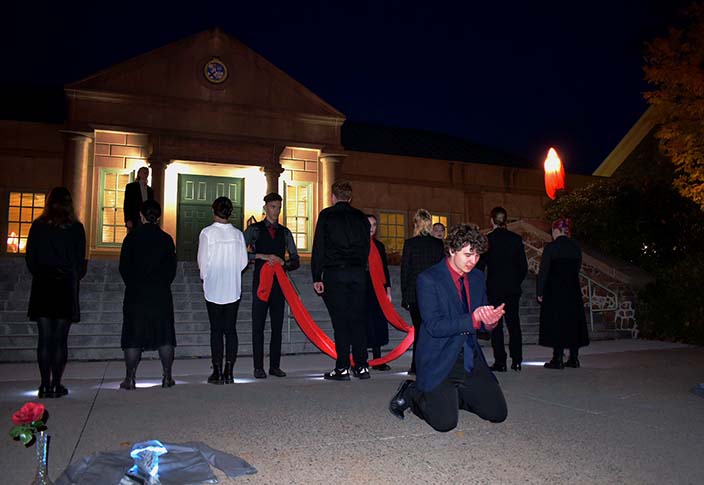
[123,345,174,375]
[36,318,71,387]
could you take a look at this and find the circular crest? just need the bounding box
[203,57,228,84]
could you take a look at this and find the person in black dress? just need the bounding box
[365,214,391,371]
[537,218,589,369]
[401,209,445,374]
[119,200,178,389]
[123,166,153,233]
[25,187,86,399]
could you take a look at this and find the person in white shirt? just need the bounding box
[197,197,248,384]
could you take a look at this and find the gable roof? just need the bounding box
[341,121,536,168]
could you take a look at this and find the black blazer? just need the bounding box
[400,234,445,307]
[123,181,154,226]
[478,227,528,298]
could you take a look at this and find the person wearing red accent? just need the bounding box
[365,214,392,371]
[389,223,507,432]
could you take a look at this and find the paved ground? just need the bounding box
[1,340,703,484]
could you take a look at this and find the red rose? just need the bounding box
[11,402,45,425]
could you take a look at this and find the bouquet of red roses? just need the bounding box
[9,402,47,446]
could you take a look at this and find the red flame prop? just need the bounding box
[544,147,565,199]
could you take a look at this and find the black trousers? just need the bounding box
[252,280,285,370]
[322,267,368,369]
[205,300,240,363]
[408,304,422,373]
[406,349,507,432]
[489,293,522,365]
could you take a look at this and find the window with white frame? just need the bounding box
[284,181,312,252]
[378,211,406,253]
[6,192,45,253]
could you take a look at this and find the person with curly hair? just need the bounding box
[389,223,508,432]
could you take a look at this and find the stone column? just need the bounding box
[319,153,347,208]
[148,156,170,215]
[61,132,93,225]
[262,166,284,196]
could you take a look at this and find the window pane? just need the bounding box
[21,207,33,222]
[297,218,306,233]
[104,209,115,225]
[115,226,127,242]
[20,223,30,238]
[22,193,33,207]
[116,190,125,206]
[118,174,130,186]
[102,225,114,243]
[9,192,21,206]
[8,223,19,236]
[8,207,20,222]
[19,237,28,253]
[104,190,116,208]
[105,173,117,189]
[34,194,45,207]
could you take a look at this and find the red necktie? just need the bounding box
[268,224,276,239]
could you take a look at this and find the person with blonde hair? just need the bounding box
[401,208,444,374]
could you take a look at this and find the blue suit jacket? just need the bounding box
[415,260,492,392]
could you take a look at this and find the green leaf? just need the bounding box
[19,430,33,446]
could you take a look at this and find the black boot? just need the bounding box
[544,357,564,369]
[222,361,234,384]
[162,370,175,388]
[208,362,224,385]
[120,369,137,390]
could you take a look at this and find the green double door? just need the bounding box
[176,174,244,260]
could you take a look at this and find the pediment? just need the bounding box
[67,29,344,121]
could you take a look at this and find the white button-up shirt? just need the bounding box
[197,222,248,304]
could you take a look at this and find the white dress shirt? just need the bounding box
[197,222,248,304]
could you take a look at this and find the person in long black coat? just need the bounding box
[537,218,589,369]
[25,187,86,399]
[123,166,154,232]
[365,214,391,370]
[401,209,445,374]
[119,199,178,389]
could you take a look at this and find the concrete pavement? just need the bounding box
[1,340,703,484]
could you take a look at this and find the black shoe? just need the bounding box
[269,367,286,377]
[162,372,175,388]
[407,368,416,376]
[253,368,267,379]
[372,363,391,371]
[222,362,235,384]
[120,370,136,390]
[511,361,522,371]
[37,385,52,399]
[51,384,69,398]
[564,357,580,368]
[490,362,507,372]
[323,368,350,381]
[352,366,371,380]
[208,363,224,385]
[388,380,413,420]
[544,359,564,369]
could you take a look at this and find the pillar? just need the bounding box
[262,166,284,196]
[319,153,347,208]
[148,156,170,218]
[61,132,93,225]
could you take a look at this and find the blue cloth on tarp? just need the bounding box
[55,441,256,484]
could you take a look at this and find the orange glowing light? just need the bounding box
[543,147,565,199]
[6,231,19,253]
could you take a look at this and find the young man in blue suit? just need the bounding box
[388,223,508,432]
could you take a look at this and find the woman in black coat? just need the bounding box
[25,187,86,398]
[537,218,589,369]
[365,214,391,370]
[119,199,177,389]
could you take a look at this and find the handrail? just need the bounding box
[523,240,619,331]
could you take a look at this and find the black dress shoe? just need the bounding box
[253,368,267,379]
[511,361,522,371]
[490,363,507,372]
[269,367,286,377]
[162,373,175,388]
[208,363,224,385]
[564,358,580,368]
[543,359,564,369]
[389,380,413,420]
[50,384,69,398]
[352,366,371,380]
[372,363,391,371]
[323,368,350,381]
[37,385,52,399]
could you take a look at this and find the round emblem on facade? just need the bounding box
[203,57,228,84]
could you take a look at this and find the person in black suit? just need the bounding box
[123,166,154,232]
[389,223,507,432]
[478,207,528,372]
[401,209,445,374]
[119,200,178,389]
[25,187,86,399]
[312,181,371,381]
[538,218,589,369]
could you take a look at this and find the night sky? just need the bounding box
[1,1,690,173]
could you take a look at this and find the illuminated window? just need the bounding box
[6,192,45,253]
[378,211,406,253]
[284,181,312,252]
[99,169,132,246]
[431,214,448,227]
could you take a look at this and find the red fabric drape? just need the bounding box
[256,245,414,366]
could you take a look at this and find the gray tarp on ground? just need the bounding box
[55,441,256,484]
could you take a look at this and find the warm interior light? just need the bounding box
[543,147,565,199]
[6,231,19,253]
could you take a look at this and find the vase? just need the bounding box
[30,430,53,485]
